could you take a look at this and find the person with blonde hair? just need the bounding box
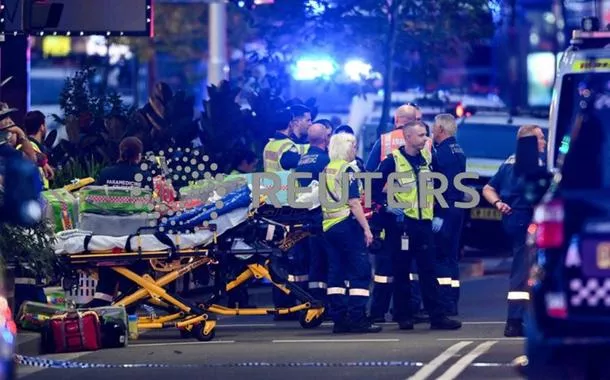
[322,132,382,334]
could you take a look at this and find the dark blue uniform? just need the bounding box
[488,155,536,324]
[294,146,331,302]
[431,136,466,315]
[96,162,153,189]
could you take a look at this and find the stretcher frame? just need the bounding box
[61,235,220,341]
[59,213,327,342]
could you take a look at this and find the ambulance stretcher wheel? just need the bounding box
[192,323,215,341]
[299,310,325,329]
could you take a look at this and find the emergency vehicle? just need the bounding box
[526,17,610,378]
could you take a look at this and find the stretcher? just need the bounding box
[54,202,327,341]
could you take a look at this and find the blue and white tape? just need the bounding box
[15,355,514,369]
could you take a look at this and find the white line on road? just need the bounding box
[131,340,236,348]
[272,338,400,343]
[406,341,473,380]
[436,341,498,380]
[437,337,524,341]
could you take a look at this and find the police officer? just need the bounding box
[288,104,313,155]
[14,110,54,189]
[294,123,331,303]
[368,105,423,323]
[323,132,381,333]
[482,125,546,337]
[373,121,462,330]
[333,125,365,171]
[430,114,466,316]
[263,109,301,172]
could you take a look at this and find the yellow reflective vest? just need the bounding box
[322,159,362,232]
[263,138,296,172]
[17,139,48,189]
[390,148,433,221]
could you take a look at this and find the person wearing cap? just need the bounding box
[16,111,54,189]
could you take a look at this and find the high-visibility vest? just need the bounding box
[297,143,310,156]
[390,148,433,221]
[263,138,296,172]
[17,140,48,189]
[380,129,405,159]
[322,159,362,232]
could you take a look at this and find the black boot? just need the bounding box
[504,319,524,337]
[349,319,383,333]
[398,319,414,330]
[430,316,462,330]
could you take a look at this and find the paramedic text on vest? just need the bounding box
[263,108,301,172]
[288,104,313,156]
[365,104,421,172]
[322,132,382,334]
[16,110,54,189]
[430,113,467,317]
[372,120,462,331]
[482,125,547,338]
[295,123,331,303]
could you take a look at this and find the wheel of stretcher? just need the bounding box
[298,310,325,329]
[191,323,215,341]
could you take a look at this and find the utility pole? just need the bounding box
[207,0,228,86]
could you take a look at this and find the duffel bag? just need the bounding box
[41,310,102,354]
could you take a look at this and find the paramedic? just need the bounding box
[85,136,150,309]
[295,123,331,302]
[96,137,151,188]
[431,114,466,316]
[372,120,462,330]
[323,132,382,333]
[333,125,365,171]
[482,125,546,337]
[263,108,301,172]
[18,111,54,189]
[368,104,423,323]
[288,104,313,155]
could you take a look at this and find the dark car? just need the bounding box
[456,113,548,255]
[525,36,610,377]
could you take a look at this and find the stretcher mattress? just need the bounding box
[54,206,251,255]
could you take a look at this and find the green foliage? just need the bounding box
[0,191,57,279]
[249,0,498,134]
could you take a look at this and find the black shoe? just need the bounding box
[430,316,462,330]
[371,316,386,324]
[413,311,429,324]
[504,320,524,337]
[350,322,383,333]
[332,322,351,334]
[398,320,414,330]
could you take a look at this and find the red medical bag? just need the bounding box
[42,310,102,353]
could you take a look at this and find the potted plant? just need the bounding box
[0,211,57,317]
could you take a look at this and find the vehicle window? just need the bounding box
[558,73,610,190]
[456,122,519,160]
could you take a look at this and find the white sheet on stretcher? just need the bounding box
[54,206,251,255]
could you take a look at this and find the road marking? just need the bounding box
[406,341,473,380]
[436,341,498,380]
[272,338,400,343]
[17,352,91,378]
[437,337,524,341]
[131,340,236,348]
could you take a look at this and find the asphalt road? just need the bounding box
[17,274,525,380]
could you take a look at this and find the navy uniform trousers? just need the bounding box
[325,218,371,326]
[434,207,465,315]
